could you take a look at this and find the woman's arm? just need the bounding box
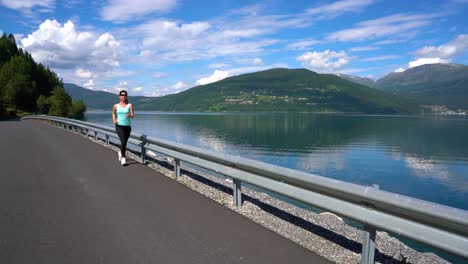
[112,104,117,124]
[128,104,135,118]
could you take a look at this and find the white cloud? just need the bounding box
[139,19,211,49]
[296,50,350,73]
[83,79,94,89]
[209,63,230,69]
[227,65,283,76]
[394,67,405,73]
[408,58,449,68]
[253,58,263,65]
[172,81,188,90]
[153,72,168,78]
[75,68,94,79]
[349,46,378,52]
[414,45,457,58]
[13,34,24,41]
[148,81,190,96]
[114,81,129,92]
[408,34,468,68]
[220,29,264,38]
[101,0,176,22]
[139,49,153,58]
[196,70,229,85]
[20,20,122,71]
[374,39,405,45]
[0,0,54,11]
[361,55,399,62]
[286,39,319,50]
[132,86,143,93]
[307,0,374,19]
[131,10,303,63]
[327,13,438,42]
[100,69,135,78]
[337,67,375,75]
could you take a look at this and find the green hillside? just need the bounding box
[136,68,418,113]
[375,64,468,109]
[64,83,149,110]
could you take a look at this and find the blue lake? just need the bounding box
[86,111,468,211]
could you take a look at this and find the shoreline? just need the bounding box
[84,110,468,117]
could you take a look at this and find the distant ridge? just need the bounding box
[375,64,468,109]
[335,73,376,88]
[339,63,468,109]
[65,68,419,113]
[64,83,149,110]
[136,68,418,113]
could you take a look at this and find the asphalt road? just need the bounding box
[0,120,332,264]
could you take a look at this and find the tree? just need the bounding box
[36,95,49,114]
[48,86,72,117]
[68,100,86,119]
[0,93,5,118]
[0,33,18,66]
[33,63,62,98]
[0,55,35,111]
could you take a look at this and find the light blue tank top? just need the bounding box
[116,104,131,126]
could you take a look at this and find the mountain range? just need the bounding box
[64,63,467,113]
[338,63,468,109]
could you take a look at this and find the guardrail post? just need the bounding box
[233,179,242,208]
[105,135,109,145]
[174,158,181,179]
[361,224,376,264]
[361,184,379,264]
[140,135,147,163]
[94,131,98,141]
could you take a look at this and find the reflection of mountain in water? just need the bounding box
[166,114,468,161]
[369,116,468,161]
[173,114,468,198]
[172,113,381,152]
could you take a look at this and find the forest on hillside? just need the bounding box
[0,33,86,119]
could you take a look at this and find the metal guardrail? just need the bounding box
[22,115,468,263]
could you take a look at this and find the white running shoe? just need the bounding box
[118,151,122,161]
[121,157,126,166]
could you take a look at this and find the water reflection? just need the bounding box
[405,155,468,192]
[86,112,468,210]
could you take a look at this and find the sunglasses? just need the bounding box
[119,94,127,96]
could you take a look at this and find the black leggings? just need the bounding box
[116,125,131,156]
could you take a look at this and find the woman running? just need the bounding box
[112,90,134,165]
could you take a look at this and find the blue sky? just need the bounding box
[1,0,468,97]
